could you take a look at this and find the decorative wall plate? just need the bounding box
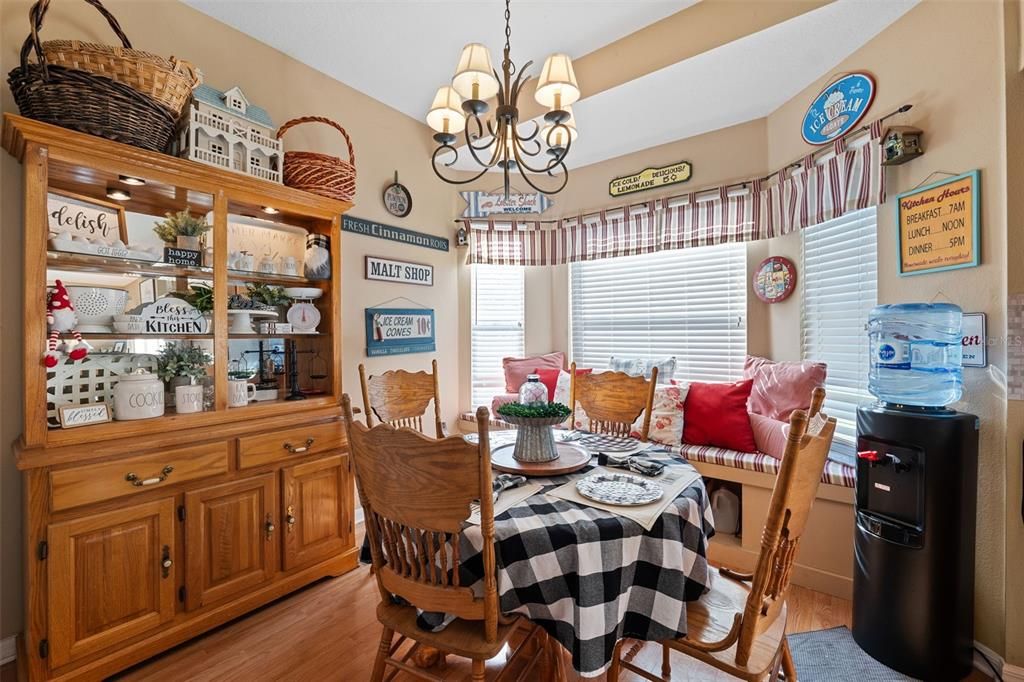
[576,472,663,506]
[383,173,412,218]
[753,256,797,304]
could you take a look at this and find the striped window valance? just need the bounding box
[466,118,886,266]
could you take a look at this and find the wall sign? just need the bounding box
[47,190,127,245]
[609,160,692,197]
[365,307,436,356]
[365,256,433,286]
[343,216,449,252]
[897,170,980,276]
[460,190,553,217]
[228,215,306,269]
[961,312,987,368]
[752,256,797,303]
[58,403,112,429]
[383,172,412,218]
[125,297,209,334]
[163,247,202,267]
[801,73,875,145]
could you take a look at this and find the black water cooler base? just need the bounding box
[852,403,978,681]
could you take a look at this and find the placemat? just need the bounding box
[467,483,544,525]
[546,464,702,531]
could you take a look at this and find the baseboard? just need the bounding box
[973,640,1024,681]
[1002,659,1024,682]
[0,635,16,665]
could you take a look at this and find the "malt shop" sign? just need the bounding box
[609,161,692,197]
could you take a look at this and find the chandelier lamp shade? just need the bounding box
[426,0,580,199]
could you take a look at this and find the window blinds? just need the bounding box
[801,207,878,462]
[570,243,747,381]
[471,265,525,407]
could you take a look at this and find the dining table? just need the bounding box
[361,429,716,678]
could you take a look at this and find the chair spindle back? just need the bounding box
[358,359,444,436]
[569,362,658,440]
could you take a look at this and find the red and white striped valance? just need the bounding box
[465,118,886,266]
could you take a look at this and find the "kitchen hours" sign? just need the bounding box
[896,170,980,276]
[365,256,434,286]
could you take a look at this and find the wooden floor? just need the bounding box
[0,543,993,681]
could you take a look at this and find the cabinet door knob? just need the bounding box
[161,545,172,578]
[265,514,276,540]
[125,465,174,487]
[283,438,314,454]
[286,505,296,532]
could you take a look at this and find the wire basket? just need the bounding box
[277,116,357,202]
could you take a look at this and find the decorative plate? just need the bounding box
[576,473,663,506]
[578,434,645,455]
[287,302,321,332]
[752,256,797,303]
[383,180,412,218]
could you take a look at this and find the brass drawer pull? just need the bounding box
[285,505,296,533]
[283,438,314,454]
[265,513,276,540]
[125,465,174,487]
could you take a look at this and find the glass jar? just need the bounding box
[518,374,548,405]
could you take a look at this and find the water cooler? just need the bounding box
[853,403,978,680]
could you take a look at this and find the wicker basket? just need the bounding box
[277,116,357,202]
[38,0,200,115]
[7,0,180,152]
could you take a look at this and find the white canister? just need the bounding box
[280,256,299,276]
[175,383,204,414]
[113,369,165,420]
[228,379,257,407]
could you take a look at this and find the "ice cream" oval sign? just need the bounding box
[801,73,875,145]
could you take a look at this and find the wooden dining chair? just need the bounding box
[608,387,836,682]
[358,359,444,437]
[569,361,658,440]
[341,395,557,682]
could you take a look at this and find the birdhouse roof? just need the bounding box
[193,84,275,128]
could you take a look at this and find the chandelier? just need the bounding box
[426,0,580,199]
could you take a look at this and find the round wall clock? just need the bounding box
[753,256,797,303]
[383,173,412,218]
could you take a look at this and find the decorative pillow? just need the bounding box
[534,368,561,401]
[749,413,789,460]
[502,352,564,392]
[682,379,758,453]
[743,355,826,421]
[609,356,676,383]
[629,382,688,445]
[490,393,518,417]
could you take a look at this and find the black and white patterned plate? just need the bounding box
[576,472,664,506]
[578,434,645,454]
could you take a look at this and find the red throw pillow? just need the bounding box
[535,367,593,401]
[682,380,758,453]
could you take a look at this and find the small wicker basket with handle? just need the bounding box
[277,116,357,203]
[37,0,201,115]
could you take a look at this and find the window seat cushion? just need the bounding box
[674,443,855,489]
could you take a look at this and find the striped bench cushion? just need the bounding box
[674,443,856,489]
[458,410,516,430]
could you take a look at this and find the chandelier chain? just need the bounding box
[503,0,515,75]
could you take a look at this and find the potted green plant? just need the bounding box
[170,284,213,322]
[156,342,212,407]
[245,283,291,312]
[153,210,211,251]
[496,402,572,463]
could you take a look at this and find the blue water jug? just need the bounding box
[868,303,963,407]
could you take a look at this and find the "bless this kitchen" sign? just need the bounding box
[129,297,209,334]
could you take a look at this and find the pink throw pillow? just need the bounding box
[743,355,826,421]
[749,413,789,460]
[503,352,564,392]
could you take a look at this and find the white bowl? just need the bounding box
[113,321,145,334]
[66,286,129,332]
[282,287,323,300]
[114,314,144,323]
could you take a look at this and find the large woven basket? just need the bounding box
[277,116,356,202]
[7,0,180,152]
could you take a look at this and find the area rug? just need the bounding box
[788,626,919,681]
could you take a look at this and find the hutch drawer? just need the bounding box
[50,441,229,511]
[237,420,345,469]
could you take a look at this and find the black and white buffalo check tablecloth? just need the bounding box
[360,431,716,677]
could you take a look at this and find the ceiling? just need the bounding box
[184,0,918,171]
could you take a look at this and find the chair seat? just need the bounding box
[668,566,788,680]
[377,602,523,661]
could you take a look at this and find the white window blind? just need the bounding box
[801,207,878,462]
[570,244,747,381]
[471,265,524,408]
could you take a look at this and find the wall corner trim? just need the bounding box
[0,635,15,665]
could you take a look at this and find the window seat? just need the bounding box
[674,443,856,489]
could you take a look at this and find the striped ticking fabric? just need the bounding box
[466,118,885,266]
[675,443,856,489]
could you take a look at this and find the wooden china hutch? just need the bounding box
[3,115,358,681]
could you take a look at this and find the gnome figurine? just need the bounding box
[45,280,88,368]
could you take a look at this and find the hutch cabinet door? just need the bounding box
[281,454,352,570]
[47,498,177,668]
[184,473,278,610]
